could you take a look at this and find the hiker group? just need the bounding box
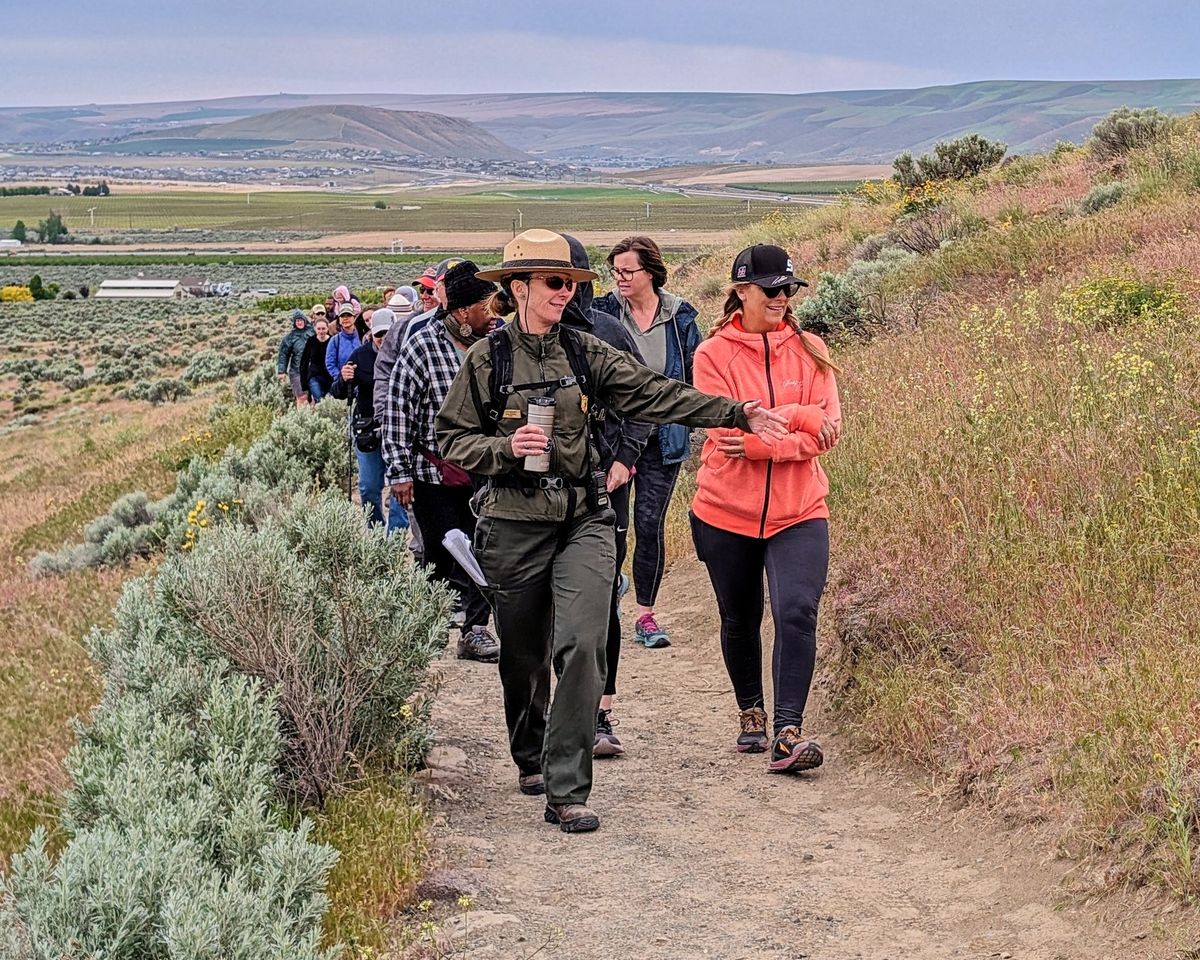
[276,231,842,833]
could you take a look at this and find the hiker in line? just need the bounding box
[690,244,841,774]
[435,230,789,833]
[406,258,464,343]
[325,302,361,382]
[385,261,500,662]
[557,234,652,760]
[594,236,702,650]
[331,309,395,527]
[300,304,333,402]
[413,267,439,314]
[276,309,314,406]
[372,287,423,539]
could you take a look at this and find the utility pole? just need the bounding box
[645,202,651,220]
[746,198,751,214]
[87,207,96,227]
[516,208,523,229]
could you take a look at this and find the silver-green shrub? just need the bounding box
[1080,180,1127,214]
[796,247,920,338]
[1090,107,1174,160]
[30,403,349,575]
[182,349,257,385]
[157,496,449,805]
[1,606,340,959]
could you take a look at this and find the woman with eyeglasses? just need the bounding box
[594,235,701,651]
[689,244,842,774]
[330,308,395,527]
[436,230,789,834]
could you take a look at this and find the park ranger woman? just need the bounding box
[436,229,788,833]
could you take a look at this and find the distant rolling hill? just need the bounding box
[3,80,1199,163]
[105,104,527,160]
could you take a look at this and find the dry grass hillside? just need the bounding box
[669,114,1200,895]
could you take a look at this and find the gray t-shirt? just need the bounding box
[618,300,670,376]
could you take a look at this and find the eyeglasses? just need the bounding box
[612,267,647,281]
[532,275,576,292]
[761,283,801,299]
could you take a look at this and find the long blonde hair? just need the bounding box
[710,285,841,375]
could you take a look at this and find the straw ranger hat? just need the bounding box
[475,229,599,282]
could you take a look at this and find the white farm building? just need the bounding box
[96,279,186,300]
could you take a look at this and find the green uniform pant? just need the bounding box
[475,509,616,806]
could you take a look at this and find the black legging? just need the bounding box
[631,436,681,608]
[690,514,829,734]
[603,483,631,697]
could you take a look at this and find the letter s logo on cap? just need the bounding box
[736,265,748,278]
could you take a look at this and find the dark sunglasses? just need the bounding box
[761,282,801,299]
[534,275,576,292]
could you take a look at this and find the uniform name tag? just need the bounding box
[502,409,522,419]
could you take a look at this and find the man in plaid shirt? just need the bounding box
[385,261,500,663]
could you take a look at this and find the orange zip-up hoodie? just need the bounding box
[691,317,840,539]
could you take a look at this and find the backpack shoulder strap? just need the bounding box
[560,327,597,412]
[469,329,512,436]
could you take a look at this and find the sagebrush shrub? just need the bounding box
[893,134,1007,188]
[157,496,449,805]
[30,399,348,574]
[1091,107,1175,160]
[2,642,339,959]
[182,349,256,385]
[1080,181,1127,214]
[796,247,921,337]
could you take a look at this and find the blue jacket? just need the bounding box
[325,329,361,381]
[593,290,701,465]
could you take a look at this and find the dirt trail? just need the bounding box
[420,558,1182,959]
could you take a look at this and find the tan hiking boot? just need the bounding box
[768,726,824,773]
[543,803,600,833]
[457,625,500,663]
[737,706,769,753]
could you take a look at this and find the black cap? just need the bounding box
[730,244,809,289]
[443,260,496,313]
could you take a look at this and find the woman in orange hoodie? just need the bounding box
[690,244,841,773]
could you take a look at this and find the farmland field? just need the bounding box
[727,179,871,195]
[0,187,781,236]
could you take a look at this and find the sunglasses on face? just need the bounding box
[612,266,647,281]
[761,283,801,299]
[533,275,576,292]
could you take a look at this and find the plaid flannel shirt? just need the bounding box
[383,319,466,486]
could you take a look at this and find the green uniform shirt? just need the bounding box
[436,322,750,522]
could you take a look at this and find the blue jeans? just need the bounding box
[308,378,326,402]
[387,492,410,534]
[356,447,386,527]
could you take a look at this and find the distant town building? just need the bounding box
[0,239,22,249]
[95,279,185,299]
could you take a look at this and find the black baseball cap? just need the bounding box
[730,244,809,289]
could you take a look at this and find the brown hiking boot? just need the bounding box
[737,706,769,753]
[543,803,600,833]
[518,772,545,796]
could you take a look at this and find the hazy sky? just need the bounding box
[3,0,1196,106]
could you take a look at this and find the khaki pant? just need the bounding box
[475,509,616,805]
